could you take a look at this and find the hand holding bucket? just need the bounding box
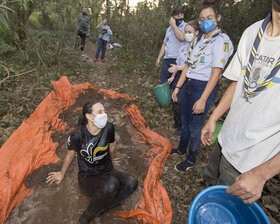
[188,185,270,224]
[212,121,223,143]
[152,82,172,106]
[201,120,223,146]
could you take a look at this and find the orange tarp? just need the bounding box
[0,76,172,224]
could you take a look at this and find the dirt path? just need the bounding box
[5,44,280,224]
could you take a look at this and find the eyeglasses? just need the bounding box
[198,14,216,24]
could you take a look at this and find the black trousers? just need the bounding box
[78,169,138,224]
[77,30,87,51]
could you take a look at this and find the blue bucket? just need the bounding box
[188,185,270,224]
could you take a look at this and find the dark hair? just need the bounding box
[200,0,221,17]
[78,100,96,126]
[171,7,184,17]
[187,20,201,32]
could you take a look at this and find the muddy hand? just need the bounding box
[46,171,64,184]
[113,158,121,166]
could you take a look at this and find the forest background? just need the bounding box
[0,0,271,146]
[1,0,278,224]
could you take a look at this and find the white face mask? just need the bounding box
[184,33,195,42]
[89,113,108,129]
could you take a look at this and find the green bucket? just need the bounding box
[212,121,223,143]
[152,82,172,106]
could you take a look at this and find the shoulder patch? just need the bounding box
[223,42,229,52]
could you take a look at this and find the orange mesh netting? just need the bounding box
[0,76,172,224]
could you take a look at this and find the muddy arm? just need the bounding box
[46,150,75,184]
[60,150,76,177]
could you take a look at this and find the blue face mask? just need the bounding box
[200,19,217,33]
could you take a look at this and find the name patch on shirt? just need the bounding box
[200,56,205,63]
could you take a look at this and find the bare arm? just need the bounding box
[170,17,185,42]
[192,67,222,114]
[227,151,280,204]
[168,64,186,74]
[201,81,237,145]
[96,23,101,29]
[177,65,186,71]
[46,150,75,184]
[156,43,166,67]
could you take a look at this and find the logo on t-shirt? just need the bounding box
[80,143,108,164]
[255,54,275,68]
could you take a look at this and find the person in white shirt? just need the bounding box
[201,0,280,204]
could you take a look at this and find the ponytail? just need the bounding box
[78,100,96,126]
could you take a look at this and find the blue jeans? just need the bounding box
[95,38,107,59]
[177,78,219,164]
[160,58,177,84]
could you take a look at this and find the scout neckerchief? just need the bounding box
[243,12,280,101]
[187,28,222,69]
[184,34,201,65]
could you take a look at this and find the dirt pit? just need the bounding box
[6,89,151,224]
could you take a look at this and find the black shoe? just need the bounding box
[173,129,181,137]
[174,160,194,172]
[170,148,186,156]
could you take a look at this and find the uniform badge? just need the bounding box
[200,56,205,63]
[223,42,229,52]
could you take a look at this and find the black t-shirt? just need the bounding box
[67,122,115,177]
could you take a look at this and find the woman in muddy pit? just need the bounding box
[46,101,138,224]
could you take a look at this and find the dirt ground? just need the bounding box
[4,44,280,224]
